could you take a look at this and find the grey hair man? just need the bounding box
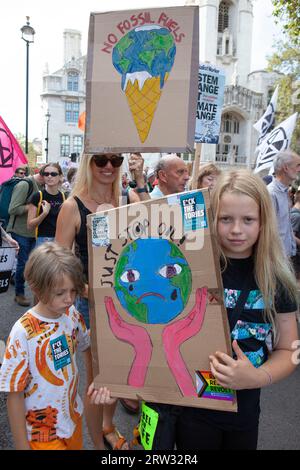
[150,154,190,198]
[267,149,300,258]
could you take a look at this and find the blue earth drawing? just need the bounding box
[114,238,192,324]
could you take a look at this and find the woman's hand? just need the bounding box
[41,200,51,215]
[209,340,267,390]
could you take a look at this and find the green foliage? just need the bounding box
[267,41,300,153]
[16,133,39,168]
[272,0,300,46]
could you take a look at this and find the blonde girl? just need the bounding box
[199,169,298,450]
[148,169,299,451]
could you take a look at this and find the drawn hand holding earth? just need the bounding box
[105,239,208,397]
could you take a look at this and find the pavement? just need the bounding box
[1,282,300,450]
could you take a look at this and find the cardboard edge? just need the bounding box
[206,200,237,405]
[87,213,100,378]
[187,6,199,150]
[84,13,95,152]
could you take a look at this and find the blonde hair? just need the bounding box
[24,242,85,303]
[211,169,298,340]
[197,163,221,189]
[71,154,121,204]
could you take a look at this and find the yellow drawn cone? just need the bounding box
[125,74,168,143]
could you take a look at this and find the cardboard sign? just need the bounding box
[87,190,236,411]
[0,246,16,293]
[195,63,225,144]
[85,7,199,153]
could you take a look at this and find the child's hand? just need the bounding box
[209,340,267,390]
[87,382,117,405]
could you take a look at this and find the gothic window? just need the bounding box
[217,36,223,55]
[67,71,79,91]
[234,119,240,134]
[223,113,232,133]
[60,135,70,157]
[65,101,80,123]
[222,114,240,134]
[225,39,230,55]
[218,1,230,33]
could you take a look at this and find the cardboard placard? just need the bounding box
[195,63,225,144]
[87,190,237,412]
[0,246,16,293]
[85,6,199,153]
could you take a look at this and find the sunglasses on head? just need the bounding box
[92,154,124,168]
[43,172,59,177]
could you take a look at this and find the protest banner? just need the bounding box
[0,115,28,184]
[195,63,225,144]
[254,112,298,174]
[0,244,16,293]
[87,190,237,412]
[254,85,278,147]
[85,7,199,153]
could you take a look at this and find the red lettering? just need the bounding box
[174,32,185,43]
[117,22,126,35]
[158,12,168,27]
[123,20,131,31]
[167,19,178,31]
[108,33,118,44]
[130,14,138,28]
[144,12,155,24]
[101,42,113,54]
[138,12,147,26]
[157,12,185,42]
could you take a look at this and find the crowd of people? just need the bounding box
[0,149,299,451]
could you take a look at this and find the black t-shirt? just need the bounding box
[31,189,65,237]
[291,208,300,256]
[190,256,297,431]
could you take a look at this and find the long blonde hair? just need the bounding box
[71,154,121,205]
[211,169,298,340]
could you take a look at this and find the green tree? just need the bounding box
[16,134,39,169]
[272,0,300,46]
[267,41,300,153]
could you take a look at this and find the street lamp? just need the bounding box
[21,16,35,155]
[45,110,51,163]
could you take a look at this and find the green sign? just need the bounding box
[139,402,159,450]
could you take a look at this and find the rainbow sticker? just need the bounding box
[195,370,234,402]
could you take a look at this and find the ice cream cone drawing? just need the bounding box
[112,26,176,143]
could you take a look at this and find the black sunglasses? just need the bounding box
[43,172,60,177]
[16,171,25,175]
[92,154,124,168]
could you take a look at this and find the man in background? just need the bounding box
[150,154,190,199]
[267,149,300,259]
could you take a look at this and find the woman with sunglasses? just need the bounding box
[27,163,65,248]
[55,152,147,450]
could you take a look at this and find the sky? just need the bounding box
[0,0,282,140]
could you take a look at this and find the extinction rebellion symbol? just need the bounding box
[0,127,14,168]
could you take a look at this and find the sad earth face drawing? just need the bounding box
[114,238,192,324]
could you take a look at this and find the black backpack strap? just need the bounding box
[229,288,251,329]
